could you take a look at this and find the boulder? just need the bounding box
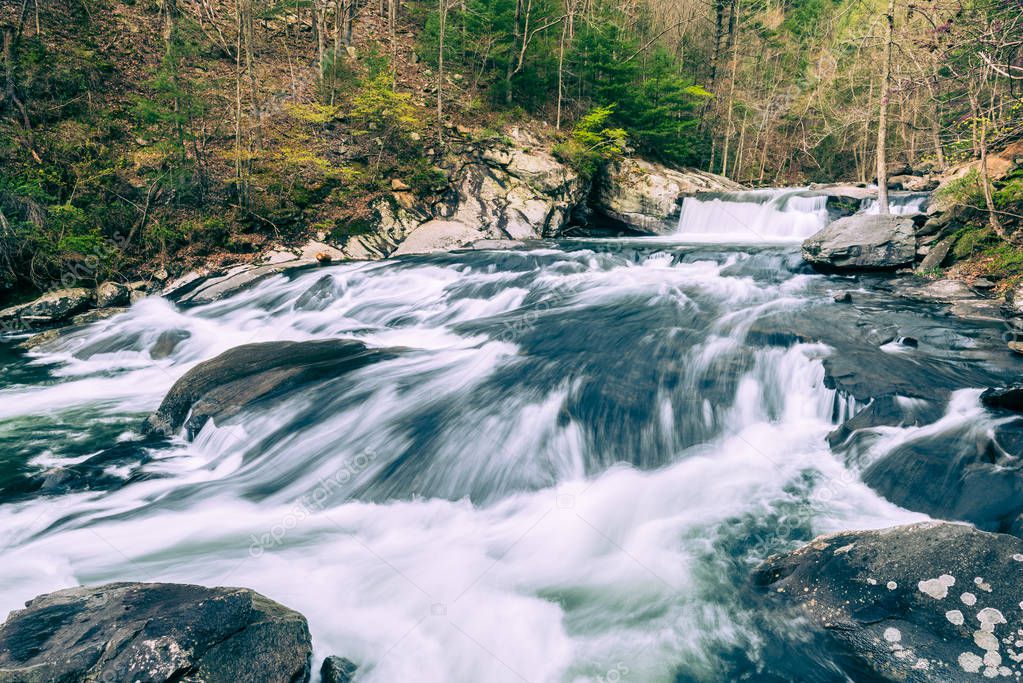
[342,198,430,260]
[752,522,1023,682]
[889,174,938,191]
[0,582,312,683]
[320,656,357,683]
[390,220,486,256]
[981,385,1023,413]
[0,288,92,328]
[1003,282,1023,319]
[861,421,1023,534]
[94,281,129,308]
[150,329,191,360]
[917,236,954,271]
[802,214,916,269]
[593,158,742,233]
[142,339,396,437]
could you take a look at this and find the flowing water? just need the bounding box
[676,189,830,241]
[0,195,1016,681]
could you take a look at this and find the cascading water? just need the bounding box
[675,189,831,241]
[859,191,930,215]
[0,194,1016,681]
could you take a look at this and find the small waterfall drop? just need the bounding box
[675,189,830,242]
[859,191,929,215]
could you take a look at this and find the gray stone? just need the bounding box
[1003,282,1023,318]
[0,582,312,683]
[802,214,916,269]
[162,270,217,300]
[94,281,129,308]
[752,522,1023,682]
[19,308,129,350]
[0,287,93,328]
[391,220,486,256]
[177,262,316,306]
[981,384,1023,412]
[917,236,953,271]
[320,656,357,683]
[142,340,397,437]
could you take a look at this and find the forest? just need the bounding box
[0,0,1021,296]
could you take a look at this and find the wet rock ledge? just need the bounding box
[753,522,1023,682]
[0,583,313,683]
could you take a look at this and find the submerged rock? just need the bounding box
[752,522,1023,682]
[19,308,128,350]
[142,339,397,437]
[861,420,1023,534]
[802,214,916,269]
[0,582,312,683]
[593,158,742,233]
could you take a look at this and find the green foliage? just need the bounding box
[994,173,1023,210]
[408,161,448,196]
[350,72,421,142]
[570,20,707,165]
[951,225,996,259]
[937,169,985,209]
[554,106,627,176]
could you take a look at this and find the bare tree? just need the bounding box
[874,0,895,214]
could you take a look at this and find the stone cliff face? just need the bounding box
[339,128,588,258]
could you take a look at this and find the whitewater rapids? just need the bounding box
[0,198,1007,681]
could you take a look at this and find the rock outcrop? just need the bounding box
[753,522,1023,682]
[340,127,587,258]
[391,219,488,256]
[0,582,312,683]
[142,339,397,437]
[592,157,742,233]
[802,214,916,269]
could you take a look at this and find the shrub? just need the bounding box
[553,105,628,177]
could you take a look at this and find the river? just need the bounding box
[0,191,1015,681]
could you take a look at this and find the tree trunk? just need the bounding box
[556,15,567,130]
[437,0,447,145]
[875,0,895,215]
[978,115,1006,239]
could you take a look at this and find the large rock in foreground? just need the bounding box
[753,522,1023,682]
[593,158,742,233]
[0,582,312,683]
[143,339,396,437]
[802,214,916,269]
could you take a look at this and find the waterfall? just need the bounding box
[675,189,830,242]
[859,191,930,215]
